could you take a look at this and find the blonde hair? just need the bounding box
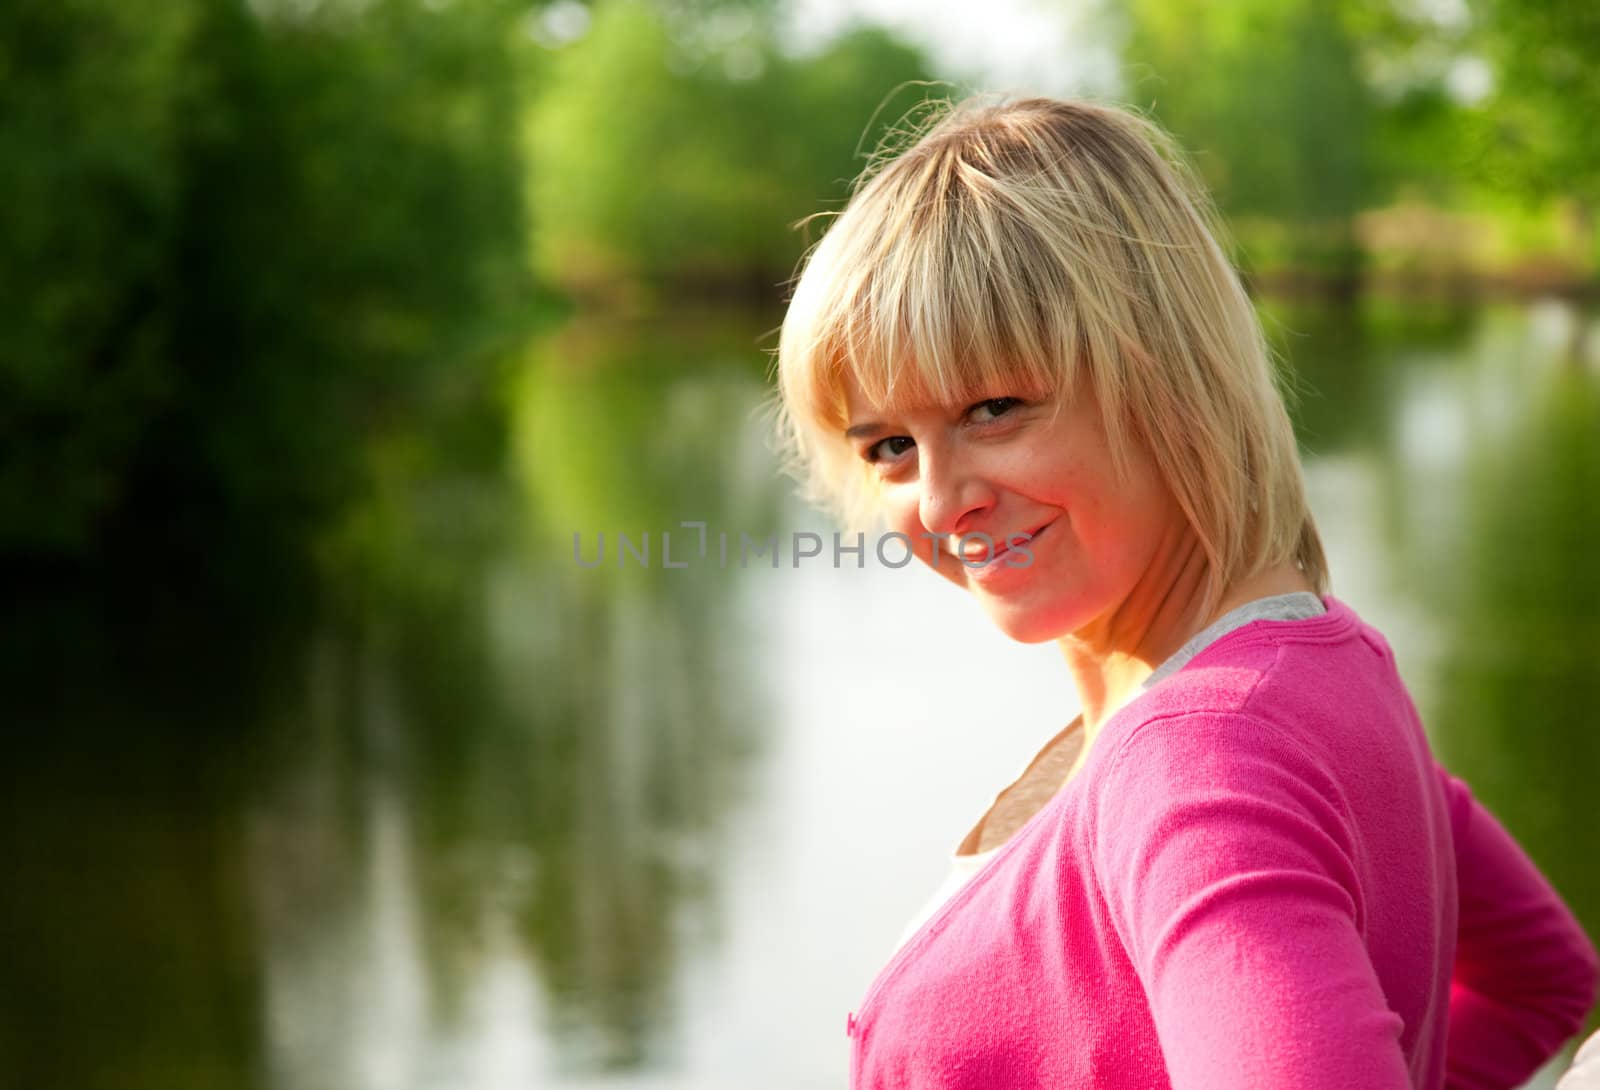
[770,94,1329,622]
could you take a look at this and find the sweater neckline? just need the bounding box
[950,593,1353,863]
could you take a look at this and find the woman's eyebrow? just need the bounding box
[844,421,888,440]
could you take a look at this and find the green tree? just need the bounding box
[526,0,933,300]
[1122,0,1376,282]
[1467,0,1600,359]
[0,0,194,553]
[1468,0,1600,218]
[0,0,532,563]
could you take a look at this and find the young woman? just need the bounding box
[773,95,1598,1089]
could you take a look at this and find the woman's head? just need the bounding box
[773,94,1328,631]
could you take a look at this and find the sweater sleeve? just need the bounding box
[1436,763,1599,1090]
[1091,710,1414,1090]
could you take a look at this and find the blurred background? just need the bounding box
[1,0,1597,1087]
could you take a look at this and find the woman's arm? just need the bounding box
[1090,709,1598,1090]
[1090,710,1421,1089]
[1435,763,1599,1090]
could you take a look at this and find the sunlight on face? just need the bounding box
[841,372,1184,644]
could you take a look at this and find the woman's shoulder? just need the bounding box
[1076,599,1440,860]
[1120,596,1412,746]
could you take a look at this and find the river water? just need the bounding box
[2,298,1595,1090]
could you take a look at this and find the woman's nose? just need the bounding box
[917,451,995,538]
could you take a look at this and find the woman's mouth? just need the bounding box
[957,518,1055,571]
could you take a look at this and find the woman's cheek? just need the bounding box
[875,480,970,588]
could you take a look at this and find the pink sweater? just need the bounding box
[847,594,1598,1089]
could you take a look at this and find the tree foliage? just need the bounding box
[0,0,531,561]
[8,0,1599,565]
[1123,0,1375,230]
[526,0,935,296]
[1467,0,1600,207]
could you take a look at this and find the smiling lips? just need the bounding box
[951,520,1054,565]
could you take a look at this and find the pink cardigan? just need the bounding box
[847,595,1598,1089]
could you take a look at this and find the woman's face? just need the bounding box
[841,372,1188,644]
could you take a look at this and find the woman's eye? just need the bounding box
[969,397,1022,423]
[867,436,915,463]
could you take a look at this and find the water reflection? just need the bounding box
[507,316,783,1071]
[0,301,1595,1089]
[1263,296,1481,453]
[0,569,301,1090]
[1423,360,1600,956]
[253,313,785,1083]
[0,312,786,1089]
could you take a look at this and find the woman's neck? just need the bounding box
[1057,551,1317,743]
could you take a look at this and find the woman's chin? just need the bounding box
[980,600,1071,645]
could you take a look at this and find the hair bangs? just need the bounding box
[800,165,1077,428]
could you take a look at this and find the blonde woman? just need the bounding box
[773,96,1598,1089]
